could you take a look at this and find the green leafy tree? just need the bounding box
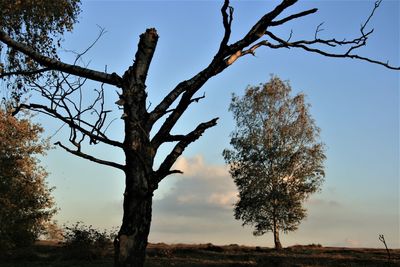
[0,108,55,249]
[223,76,326,249]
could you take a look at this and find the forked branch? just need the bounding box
[217,0,234,54]
[148,1,317,132]
[154,117,219,181]
[14,102,123,148]
[264,31,399,70]
[148,0,398,159]
[148,0,301,127]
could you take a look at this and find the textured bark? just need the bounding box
[114,178,153,267]
[115,137,154,267]
[273,220,282,250]
[113,29,158,267]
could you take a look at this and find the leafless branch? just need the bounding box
[55,141,125,170]
[65,25,107,67]
[0,29,123,87]
[314,22,324,39]
[225,40,276,65]
[151,88,210,149]
[14,102,123,148]
[0,67,51,78]
[217,0,234,54]
[147,1,306,154]
[148,0,300,129]
[154,117,218,181]
[270,8,318,26]
[191,93,206,103]
[226,0,298,56]
[25,70,118,148]
[361,0,382,35]
[264,31,399,70]
[287,30,293,42]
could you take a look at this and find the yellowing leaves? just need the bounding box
[0,108,55,248]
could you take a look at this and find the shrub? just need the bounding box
[204,243,224,252]
[62,222,116,260]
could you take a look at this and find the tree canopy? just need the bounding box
[0,0,81,100]
[0,108,55,249]
[223,76,326,249]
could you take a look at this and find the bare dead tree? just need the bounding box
[0,1,398,267]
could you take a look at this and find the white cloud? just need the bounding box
[173,155,229,179]
[207,191,237,209]
[154,155,237,214]
[167,155,238,210]
[176,194,199,204]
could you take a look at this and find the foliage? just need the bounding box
[0,0,81,100]
[223,76,326,241]
[62,222,116,260]
[43,220,64,241]
[0,108,55,249]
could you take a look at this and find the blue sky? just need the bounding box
[31,0,399,248]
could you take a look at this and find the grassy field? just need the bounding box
[0,241,398,267]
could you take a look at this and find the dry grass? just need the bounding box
[0,241,399,267]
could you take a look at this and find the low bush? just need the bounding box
[62,222,116,260]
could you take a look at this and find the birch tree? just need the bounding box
[223,76,325,249]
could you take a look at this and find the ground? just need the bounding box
[0,241,398,267]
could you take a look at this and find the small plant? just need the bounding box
[378,234,391,262]
[62,222,116,260]
[307,243,322,248]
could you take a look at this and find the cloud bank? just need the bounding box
[150,155,242,244]
[149,155,399,248]
[57,154,399,248]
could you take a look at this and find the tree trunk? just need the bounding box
[113,28,159,267]
[114,195,152,267]
[273,220,282,250]
[114,167,153,267]
[113,122,155,267]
